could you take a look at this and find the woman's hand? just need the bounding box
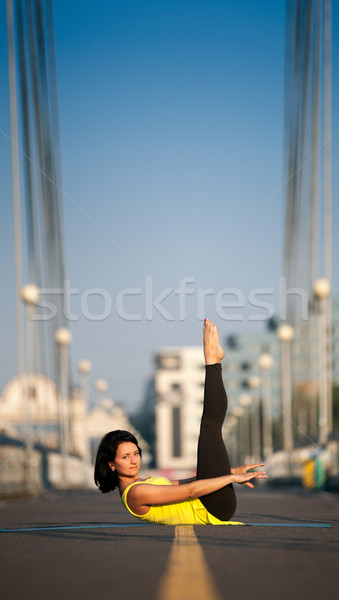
[231,465,267,488]
[232,463,265,475]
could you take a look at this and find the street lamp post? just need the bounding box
[78,359,92,411]
[249,375,262,462]
[232,405,245,465]
[224,415,238,465]
[277,324,295,451]
[95,379,108,405]
[55,327,72,487]
[78,359,92,470]
[20,283,40,493]
[239,393,253,462]
[258,353,274,460]
[314,278,331,445]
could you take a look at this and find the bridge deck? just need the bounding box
[0,486,338,600]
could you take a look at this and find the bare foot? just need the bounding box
[203,319,225,365]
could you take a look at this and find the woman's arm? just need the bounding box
[172,465,265,485]
[173,466,264,484]
[128,471,266,511]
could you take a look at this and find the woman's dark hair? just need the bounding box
[94,430,142,493]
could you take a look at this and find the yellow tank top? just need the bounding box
[121,476,243,526]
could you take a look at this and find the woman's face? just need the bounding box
[109,442,141,477]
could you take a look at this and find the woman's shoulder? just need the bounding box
[121,476,171,501]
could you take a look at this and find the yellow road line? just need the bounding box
[156,526,222,600]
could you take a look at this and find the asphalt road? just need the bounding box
[0,485,338,600]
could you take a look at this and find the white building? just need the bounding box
[0,373,61,448]
[0,374,151,466]
[154,347,205,471]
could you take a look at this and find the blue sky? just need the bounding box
[1,0,338,412]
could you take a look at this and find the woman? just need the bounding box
[94,319,267,525]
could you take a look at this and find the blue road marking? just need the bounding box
[0,522,331,532]
[0,523,152,532]
[245,523,331,528]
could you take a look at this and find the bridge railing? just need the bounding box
[0,436,93,497]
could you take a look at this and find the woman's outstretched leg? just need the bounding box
[197,320,237,521]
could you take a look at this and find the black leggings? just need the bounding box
[197,363,236,521]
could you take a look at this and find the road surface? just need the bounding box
[0,485,338,600]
